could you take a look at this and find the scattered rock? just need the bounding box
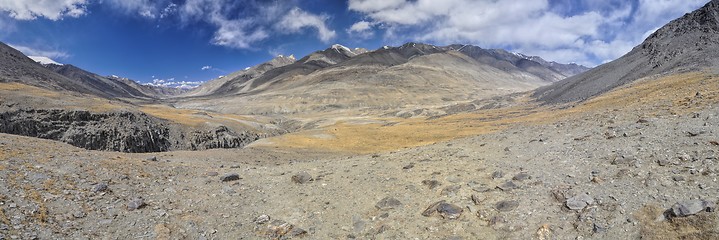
[673,175,686,182]
[422,201,463,219]
[497,181,518,191]
[492,171,504,179]
[221,173,240,182]
[495,200,519,212]
[375,197,402,210]
[422,180,442,189]
[402,163,415,169]
[206,171,219,177]
[292,171,313,184]
[471,194,485,205]
[256,219,307,238]
[254,215,270,225]
[669,199,716,217]
[436,202,463,219]
[127,198,146,211]
[566,193,594,210]
[512,172,531,181]
[446,176,462,183]
[657,159,670,166]
[91,182,108,193]
[536,224,554,240]
[686,128,707,137]
[440,185,461,196]
[146,156,158,161]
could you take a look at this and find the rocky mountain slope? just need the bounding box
[175,43,588,115]
[534,0,719,104]
[1,42,184,100]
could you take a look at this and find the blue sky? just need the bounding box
[0,0,709,88]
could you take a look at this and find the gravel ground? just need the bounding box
[1,99,718,239]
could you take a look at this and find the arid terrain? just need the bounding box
[2,1,719,239]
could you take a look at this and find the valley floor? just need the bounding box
[2,72,719,239]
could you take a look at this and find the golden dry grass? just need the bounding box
[0,82,125,112]
[259,72,719,154]
[140,104,260,128]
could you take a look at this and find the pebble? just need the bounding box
[91,182,108,193]
[421,180,442,189]
[670,199,716,217]
[422,200,463,219]
[471,194,485,205]
[127,198,146,211]
[206,172,219,177]
[673,175,686,181]
[497,181,518,191]
[440,185,461,196]
[402,163,415,169]
[375,197,402,210]
[495,200,519,212]
[492,171,504,179]
[221,173,240,182]
[566,193,594,210]
[512,172,531,181]
[254,215,271,224]
[292,171,313,184]
[657,159,670,166]
[146,156,158,161]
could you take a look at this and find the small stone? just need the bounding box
[422,180,441,189]
[440,185,461,196]
[291,171,313,184]
[512,172,531,181]
[593,223,607,233]
[206,172,219,177]
[402,163,415,169]
[127,198,146,211]
[254,215,270,225]
[536,224,553,240]
[566,193,594,210]
[673,176,686,182]
[91,182,108,193]
[497,181,518,191]
[492,171,504,179]
[146,156,158,161]
[375,197,402,210]
[657,159,670,166]
[670,199,716,217]
[495,200,519,212]
[436,202,463,219]
[446,176,462,183]
[221,173,240,182]
[471,194,485,205]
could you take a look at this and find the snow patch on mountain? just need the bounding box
[29,56,62,65]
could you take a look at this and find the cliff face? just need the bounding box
[0,108,263,153]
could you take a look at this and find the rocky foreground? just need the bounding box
[1,96,718,239]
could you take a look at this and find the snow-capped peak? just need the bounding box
[29,56,62,65]
[331,44,355,55]
[382,46,390,50]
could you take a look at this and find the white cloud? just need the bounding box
[349,0,710,66]
[145,78,205,89]
[105,0,163,19]
[8,44,69,59]
[201,65,212,70]
[347,20,376,39]
[0,0,88,20]
[277,7,336,43]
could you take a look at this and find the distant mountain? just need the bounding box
[534,0,719,104]
[191,43,588,98]
[185,54,296,97]
[0,41,185,100]
[176,42,589,114]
